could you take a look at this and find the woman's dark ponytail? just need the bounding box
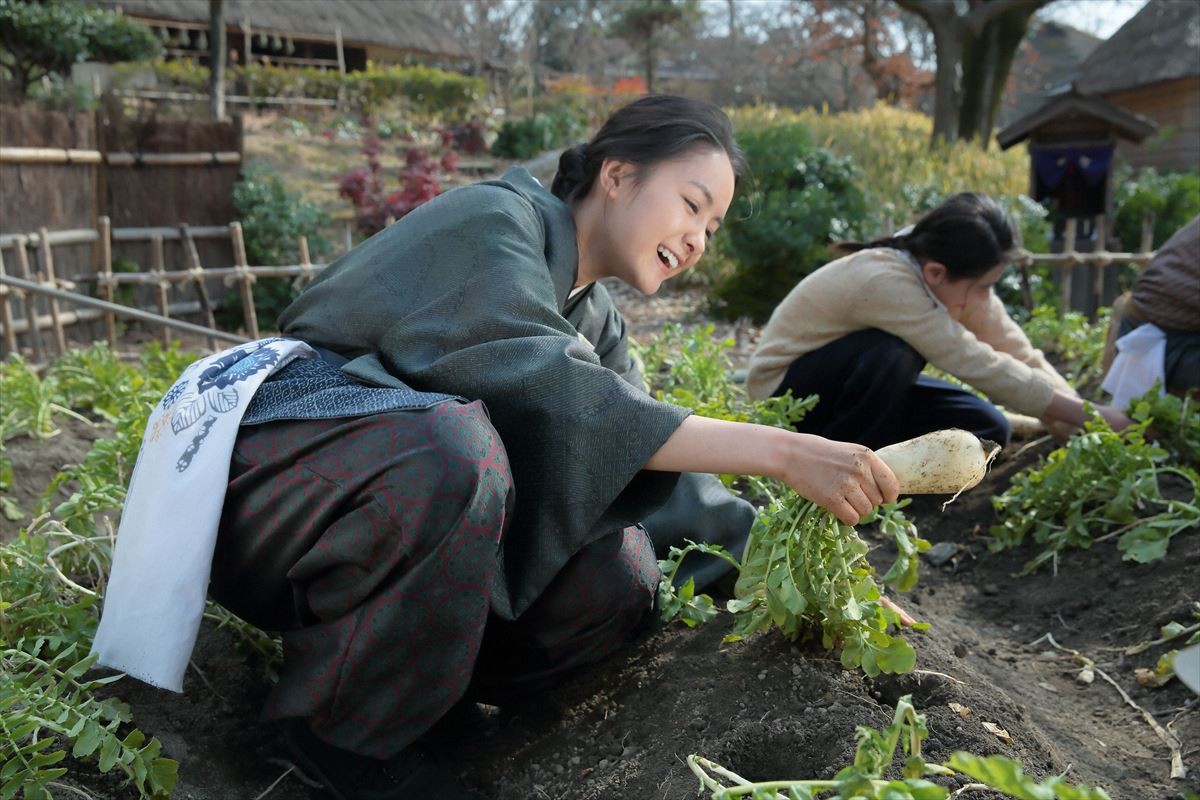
[550,94,746,205]
[834,193,1016,280]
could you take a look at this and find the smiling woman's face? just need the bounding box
[597,148,736,295]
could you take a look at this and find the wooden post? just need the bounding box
[0,247,18,356]
[229,221,260,339]
[295,234,315,290]
[342,221,353,255]
[1091,215,1107,318]
[179,224,217,350]
[151,234,172,345]
[1139,213,1155,259]
[242,19,252,67]
[1060,218,1077,315]
[335,24,346,75]
[37,227,67,355]
[335,23,346,111]
[98,216,117,346]
[12,238,42,362]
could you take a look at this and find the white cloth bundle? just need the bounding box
[1101,323,1167,411]
[91,338,314,691]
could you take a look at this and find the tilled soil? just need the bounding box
[5,284,1198,799]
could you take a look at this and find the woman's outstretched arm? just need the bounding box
[644,415,900,526]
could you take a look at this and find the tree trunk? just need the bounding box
[209,0,226,121]
[645,30,656,92]
[959,5,1033,146]
[928,21,962,145]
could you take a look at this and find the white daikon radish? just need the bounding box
[876,428,1000,498]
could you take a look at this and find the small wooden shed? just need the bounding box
[997,87,1156,229]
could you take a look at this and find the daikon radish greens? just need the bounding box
[660,429,1000,678]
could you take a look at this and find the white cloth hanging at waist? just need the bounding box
[91,338,315,691]
[1101,322,1167,411]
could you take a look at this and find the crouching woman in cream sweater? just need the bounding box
[746,193,1132,449]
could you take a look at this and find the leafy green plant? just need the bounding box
[725,494,927,677]
[0,345,199,798]
[634,322,817,429]
[990,415,1199,573]
[1021,305,1110,388]
[492,104,587,160]
[633,322,816,494]
[1128,385,1199,465]
[689,694,1111,799]
[656,540,741,628]
[1112,165,1200,251]
[1,522,178,799]
[224,167,332,330]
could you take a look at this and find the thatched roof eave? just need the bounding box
[94,0,468,61]
[997,88,1158,150]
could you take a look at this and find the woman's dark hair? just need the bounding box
[834,193,1017,280]
[551,94,746,204]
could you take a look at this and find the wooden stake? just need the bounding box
[0,247,18,356]
[98,216,117,346]
[229,221,259,339]
[1060,218,1077,315]
[151,234,172,345]
[37,227,67,355]
[12,238,42,362]
[179,224,217,350]
[1139,213,1155,262]
[295,234,315,290]
[1091,215,1107,318]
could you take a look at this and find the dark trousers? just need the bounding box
[773,329,1012,449]
[209,401,659,759]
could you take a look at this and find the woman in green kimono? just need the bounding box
[210,95,899,799]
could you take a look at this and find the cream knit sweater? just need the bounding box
[745,248,1072,418]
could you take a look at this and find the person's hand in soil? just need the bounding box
[645,416,899,526]
[1043,391,1135,440]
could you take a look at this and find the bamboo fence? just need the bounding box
[0,213,1161,366]
[0,216,324,361]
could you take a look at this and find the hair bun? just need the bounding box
[551,143,589,201]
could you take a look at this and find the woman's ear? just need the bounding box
[922,260,948,287]
[598,158,634,198]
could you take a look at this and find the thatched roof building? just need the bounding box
[1072,0,1200,172]
[95,0,468,70]
[1074,0,1199,95]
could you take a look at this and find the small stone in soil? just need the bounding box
[924,541,958,566]
[953,643,969,658]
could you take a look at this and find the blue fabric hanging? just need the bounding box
[1032,144,1114,190]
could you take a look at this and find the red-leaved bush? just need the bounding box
[335,123,460,236]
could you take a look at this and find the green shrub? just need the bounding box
[1113,165,1200,250]
[492,104,587,160]
[709,123,867,322]
[224,168,331,330]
